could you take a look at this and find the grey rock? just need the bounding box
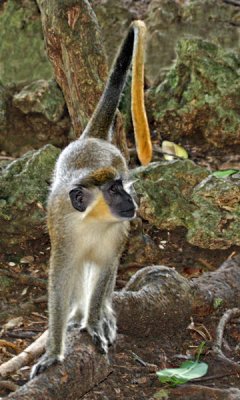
[0,145,60,250]
[13,80,65,123]
[132,160,240,249]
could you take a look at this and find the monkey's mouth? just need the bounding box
[119,208,135,218]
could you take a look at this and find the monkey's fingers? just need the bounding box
[30,353,62,379]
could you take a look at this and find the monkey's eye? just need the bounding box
[109,183,119,194]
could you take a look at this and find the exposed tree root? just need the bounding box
[169,384,240,400]
[212,308,240,372]
[0,331,48,377]
[6,332,111,400]
[0,255,239,399]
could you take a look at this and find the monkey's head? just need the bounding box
[69,167,136,222]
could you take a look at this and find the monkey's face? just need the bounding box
[69,179,136,221]
[101,179,136,220]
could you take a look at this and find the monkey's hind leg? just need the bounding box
[67,308,84,331]
[67,267,89,331]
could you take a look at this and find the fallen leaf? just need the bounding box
[162,141,188,161]
[0,340,18,351]
[20,256,34,264]
[156,360,208,386]
[212,169,239,178]
[3,317,24,331]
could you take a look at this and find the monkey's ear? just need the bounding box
[69,187,89,212]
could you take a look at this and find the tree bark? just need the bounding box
[36,0,107,135]
[36,0,128,158]
[7,332,111,400]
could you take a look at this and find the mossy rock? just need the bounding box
[146,0,240,83]
[189,175,240,249]
[0,0,52,84]
[133,160,209,230]
[0,144,60,250]
[148,38,240,147]
[13,80,65,123]
[133,160,240,249]
[0,81,70,157]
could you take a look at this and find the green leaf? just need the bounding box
[156,360,208,386]
[213,297,223,309]
[195,341,206,362]
[162,141,188,161]
[153,389,169,399]
[212,169,239,178]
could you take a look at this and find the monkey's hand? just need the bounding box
[30,353,63,379]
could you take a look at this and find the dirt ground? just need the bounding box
[0,139,240,398]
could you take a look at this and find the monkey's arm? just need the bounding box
[30,252,74,378]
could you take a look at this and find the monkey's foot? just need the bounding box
[103,313,117,345]
[30,353,63,379]
[87,324,108,354]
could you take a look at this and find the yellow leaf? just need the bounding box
[162,141,188,160]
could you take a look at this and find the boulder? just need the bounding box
[133,160,240,249]
[13,80,65,123]
[0,82,70,157]
[0,145,60,251]
[145,0,240,83]
[0,0,52,84]
[147,38,240,147]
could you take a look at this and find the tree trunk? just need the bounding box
[36,0,107,135]
[36,0,128,158]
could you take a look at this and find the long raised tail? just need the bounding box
[82,20,152,166]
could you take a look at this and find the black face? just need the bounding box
[69,179,136,219]
[101,179,136,219]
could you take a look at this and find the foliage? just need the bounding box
[156,342,208,386]
[212,170,239,178]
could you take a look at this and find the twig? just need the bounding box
[32,295,48,304]
[0,380,19,391]
[129,146,186,160]
[0,330,48,377]
[5,332,37,339]
[0,156,15,161]
[223,0,240,6]
[0,269,47,289]
[112,364,157,373]
[192,371,238,382]
[130,350,147,366]
[31,311,47,319]
[129,351,158,372]
[0,340,19,352]
[212,308,240,371]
